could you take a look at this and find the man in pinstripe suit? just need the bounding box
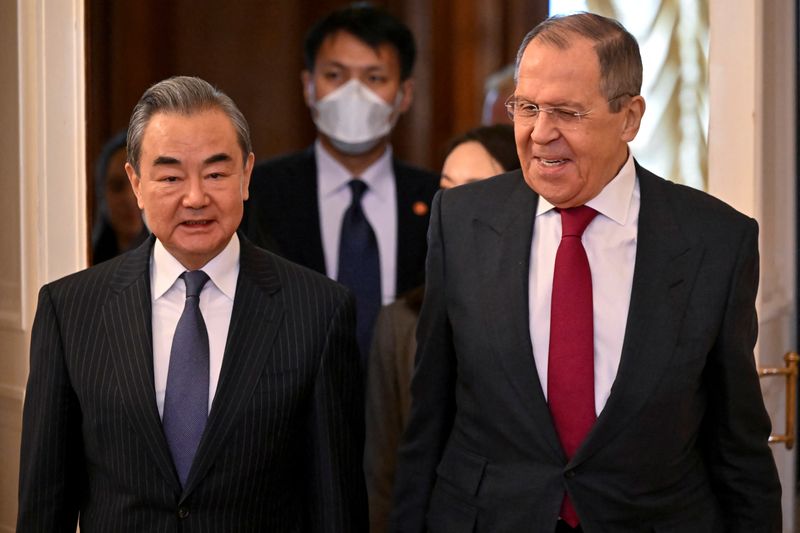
[18,76,367,532]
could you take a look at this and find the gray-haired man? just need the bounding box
[18,76,367,532]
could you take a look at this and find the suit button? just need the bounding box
[565,470,576,479]
[178,507,190,519]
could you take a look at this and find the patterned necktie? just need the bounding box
[337,179,381,367]
[163,270,210,487]
[548,206,598,527]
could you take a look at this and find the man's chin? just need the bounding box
[165,237,228,270]
[524,176,584,208]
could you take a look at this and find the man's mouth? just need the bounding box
[182,220,212,226]
[537,157,568,167]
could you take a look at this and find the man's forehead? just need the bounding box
[142,110,234,142]
[523,34,597,63]
[316,31,399,69]
[515,38,602,103]
[139,110,241,163]
[518,37,600,82]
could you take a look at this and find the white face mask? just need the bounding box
[310,78,402,155]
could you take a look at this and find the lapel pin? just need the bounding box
[412,201,429,217]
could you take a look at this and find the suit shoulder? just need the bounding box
[40,252,128,303]
[440,170,526,210]
[393,158,439,184]
[644,171,756,230]
[250,244,350,303]
[253,149,312,173]
[249,149,314,193]
[394,159,439,198]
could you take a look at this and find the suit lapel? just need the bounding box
[572,165,704,466]
[476,173,564,458]
[104,236,181,490]
[182,236,283,497]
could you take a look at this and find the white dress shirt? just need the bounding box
[151,234,240,418]
[529,154,640,415]
[315,140,398,305]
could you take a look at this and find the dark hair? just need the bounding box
[127,76,252,174]
[515,12,642,112]
[94,130,128,204]
[92,129,127,232]
[445,124,520,172]
[304,2,416,80]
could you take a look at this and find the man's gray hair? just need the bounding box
[126,76,252,173]
[515,12,642,113]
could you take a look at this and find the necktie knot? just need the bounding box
[348,179,368,204]
[559,205,598,238]
[182,270,209,299]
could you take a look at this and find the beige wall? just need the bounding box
[0,0,23,528]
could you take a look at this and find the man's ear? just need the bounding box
[397,78,415,114]
[125,162,144,209]
[620,95,646,142]
[242,152,255,201]
[301,70,314,108]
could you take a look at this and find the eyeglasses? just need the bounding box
[504,94,634,129]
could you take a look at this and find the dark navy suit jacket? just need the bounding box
[391,164,781,533]
[241,147,439,297]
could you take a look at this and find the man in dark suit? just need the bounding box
[241,4,439,362]
[391,13,781,533]
[18,76,367,532]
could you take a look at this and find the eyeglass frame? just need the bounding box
[504,93,635,126]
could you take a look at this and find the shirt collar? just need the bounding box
[151,233,240,301]
[535,152,636,226]
[315,139,394,201]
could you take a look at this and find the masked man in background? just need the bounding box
[242,3,439,365]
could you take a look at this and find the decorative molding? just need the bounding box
[0,385,24,433]
[18,0,87,327]
[0,281,22,330]
[758,293,795,326]
[0,385,24,405]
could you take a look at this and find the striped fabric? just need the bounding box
[18,234,367,532]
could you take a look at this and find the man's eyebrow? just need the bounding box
[153,155,180,166]
[319,60,346,70]
[204,153,233,165]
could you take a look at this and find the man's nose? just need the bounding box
[183,177,209,208]
[530,111,561,145]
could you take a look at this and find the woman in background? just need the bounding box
[364,124,520,533]
[91,130,148,264]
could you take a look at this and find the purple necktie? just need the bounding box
[548,206,598,527]
[163,270,210,487]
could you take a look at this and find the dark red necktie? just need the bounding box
[548,206,598,527]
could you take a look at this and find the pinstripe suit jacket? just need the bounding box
[18,234,368,532]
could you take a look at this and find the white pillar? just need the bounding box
[0,0,85,529]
